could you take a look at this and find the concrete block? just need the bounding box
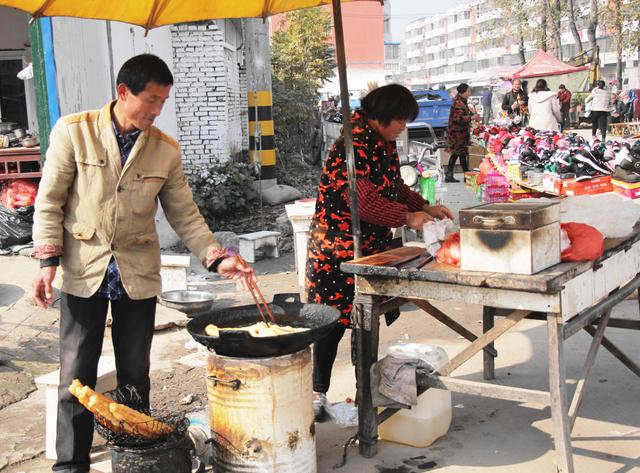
[238,231,281,263]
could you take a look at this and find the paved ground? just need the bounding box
[2,180,640,472]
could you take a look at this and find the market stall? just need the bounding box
[343,222,640,473]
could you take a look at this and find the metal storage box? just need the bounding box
[459,202,561,275]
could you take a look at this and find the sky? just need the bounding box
[388,0,473,42]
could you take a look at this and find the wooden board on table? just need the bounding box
[343,225,640,294]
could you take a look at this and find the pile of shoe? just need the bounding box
[613,141,640,183]
[472,125,621,183]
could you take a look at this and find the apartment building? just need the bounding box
[402,0,639,89]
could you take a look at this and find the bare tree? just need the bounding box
[586,0,598,62]
[540,0,548,51]
[567,0,583,55]
[490,0,529,64]
[546,0,563,59]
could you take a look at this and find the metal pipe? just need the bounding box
[331,0,362,259]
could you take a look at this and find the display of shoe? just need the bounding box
[574,162,597,181]
[614,166,640,183]
[313,392,327,422]
[574,150,612,175]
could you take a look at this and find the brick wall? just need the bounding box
[170,22,246,174]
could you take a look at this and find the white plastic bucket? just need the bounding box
[378,343,452,448]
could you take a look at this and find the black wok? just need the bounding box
[186,293,340,358]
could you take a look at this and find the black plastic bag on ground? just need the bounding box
[0,205,34,249]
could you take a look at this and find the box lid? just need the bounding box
[459,202,560,230]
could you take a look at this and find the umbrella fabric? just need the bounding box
[1,0,364,29]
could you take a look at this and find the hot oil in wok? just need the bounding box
[205,321,310,338]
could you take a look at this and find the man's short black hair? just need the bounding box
[361,84,418,126]
[559,84,566,89]
[116,54,173,95]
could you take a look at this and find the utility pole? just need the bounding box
[244,19,276,188]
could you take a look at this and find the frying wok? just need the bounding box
[186,293,340,358]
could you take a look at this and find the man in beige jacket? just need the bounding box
[32,54,254,472]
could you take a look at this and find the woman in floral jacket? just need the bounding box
[446,83,479,182]
[305,84,454,420]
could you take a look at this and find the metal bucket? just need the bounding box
[207,347,316,472]
[110,436,193,473]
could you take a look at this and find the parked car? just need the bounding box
[410,89,453,138]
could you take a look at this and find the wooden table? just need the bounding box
[342,229,640,473]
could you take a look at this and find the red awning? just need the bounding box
[509,49,589,79]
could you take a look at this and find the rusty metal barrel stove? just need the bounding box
[207,347,316,472]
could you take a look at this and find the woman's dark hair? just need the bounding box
[456,83,470,94]
[532,79,550,93]
[360,84,418,126]
[597,80,606,89]
[116,54,173,96]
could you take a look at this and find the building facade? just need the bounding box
[401,0,639,90]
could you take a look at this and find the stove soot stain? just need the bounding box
[477,230,513,251]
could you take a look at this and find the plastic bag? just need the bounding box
[435,232,461,266]
[0,205,34,249]
[0,179,39,209]
[324,399,358,428]
[560,222,605,262]
[560,194,640,238]
[422,218,457,255]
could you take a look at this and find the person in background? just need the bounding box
[446,83,480,183]
[611,93,627,123]
[501,79,528,125]
[557,84,572,131]
[585,80,612,141]
[32,54,255,472]
[528,79,562,132]
[481,87,493,125]
[305,84,454,421]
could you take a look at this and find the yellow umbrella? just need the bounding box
[1,0,367,31]
[1,0,371,256]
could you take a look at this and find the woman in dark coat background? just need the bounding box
[445,83,479,183]
[305,84,454,420]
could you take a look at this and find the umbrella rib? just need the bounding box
[144,0,164,34]
[261,0,274,19]
[33,0,56,19]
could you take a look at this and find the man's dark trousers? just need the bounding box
[52,292,156,473]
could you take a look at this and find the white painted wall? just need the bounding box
[51,18,113,116]
[0,7,30,50]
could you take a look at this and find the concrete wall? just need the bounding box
[0,7,30,51]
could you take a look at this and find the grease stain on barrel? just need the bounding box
[287,430,300,451]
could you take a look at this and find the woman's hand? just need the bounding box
[423,204,454,220]
[406,211,434,230]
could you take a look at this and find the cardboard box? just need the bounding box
[542,173,565,195]
[564,176,612,196]
[612,179,640,199]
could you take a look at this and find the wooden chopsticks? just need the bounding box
[238,256,276,325]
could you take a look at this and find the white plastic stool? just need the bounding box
[35,356,117,460]
[238,231,281,263]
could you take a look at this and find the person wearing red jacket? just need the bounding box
[305,84,454,420]
[557,84,572,131]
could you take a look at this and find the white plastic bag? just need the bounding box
[560,193,640,238]
[324,400,358,428]
[422,218,458,255]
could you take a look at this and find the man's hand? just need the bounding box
[406,211,434,230]
[33,266,57,308]
[424,204,454,220]
[512,102,519,111]
[216,256,256,291]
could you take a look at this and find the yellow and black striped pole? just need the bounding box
[248,90,276,181]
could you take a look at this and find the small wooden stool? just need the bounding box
[35,356,117,460]
[238,231,281,263]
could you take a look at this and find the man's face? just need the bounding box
[117,81,171,131]
[513,80,522,92]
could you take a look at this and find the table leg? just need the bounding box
[355,294,380,458]
[547,313,575,473]
[483,306,495,380]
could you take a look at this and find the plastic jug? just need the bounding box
[378,342,452,448]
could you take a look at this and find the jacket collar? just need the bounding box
[98,101,149,172]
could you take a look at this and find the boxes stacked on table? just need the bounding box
[612,179,640,199]
[459,202,561,275]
